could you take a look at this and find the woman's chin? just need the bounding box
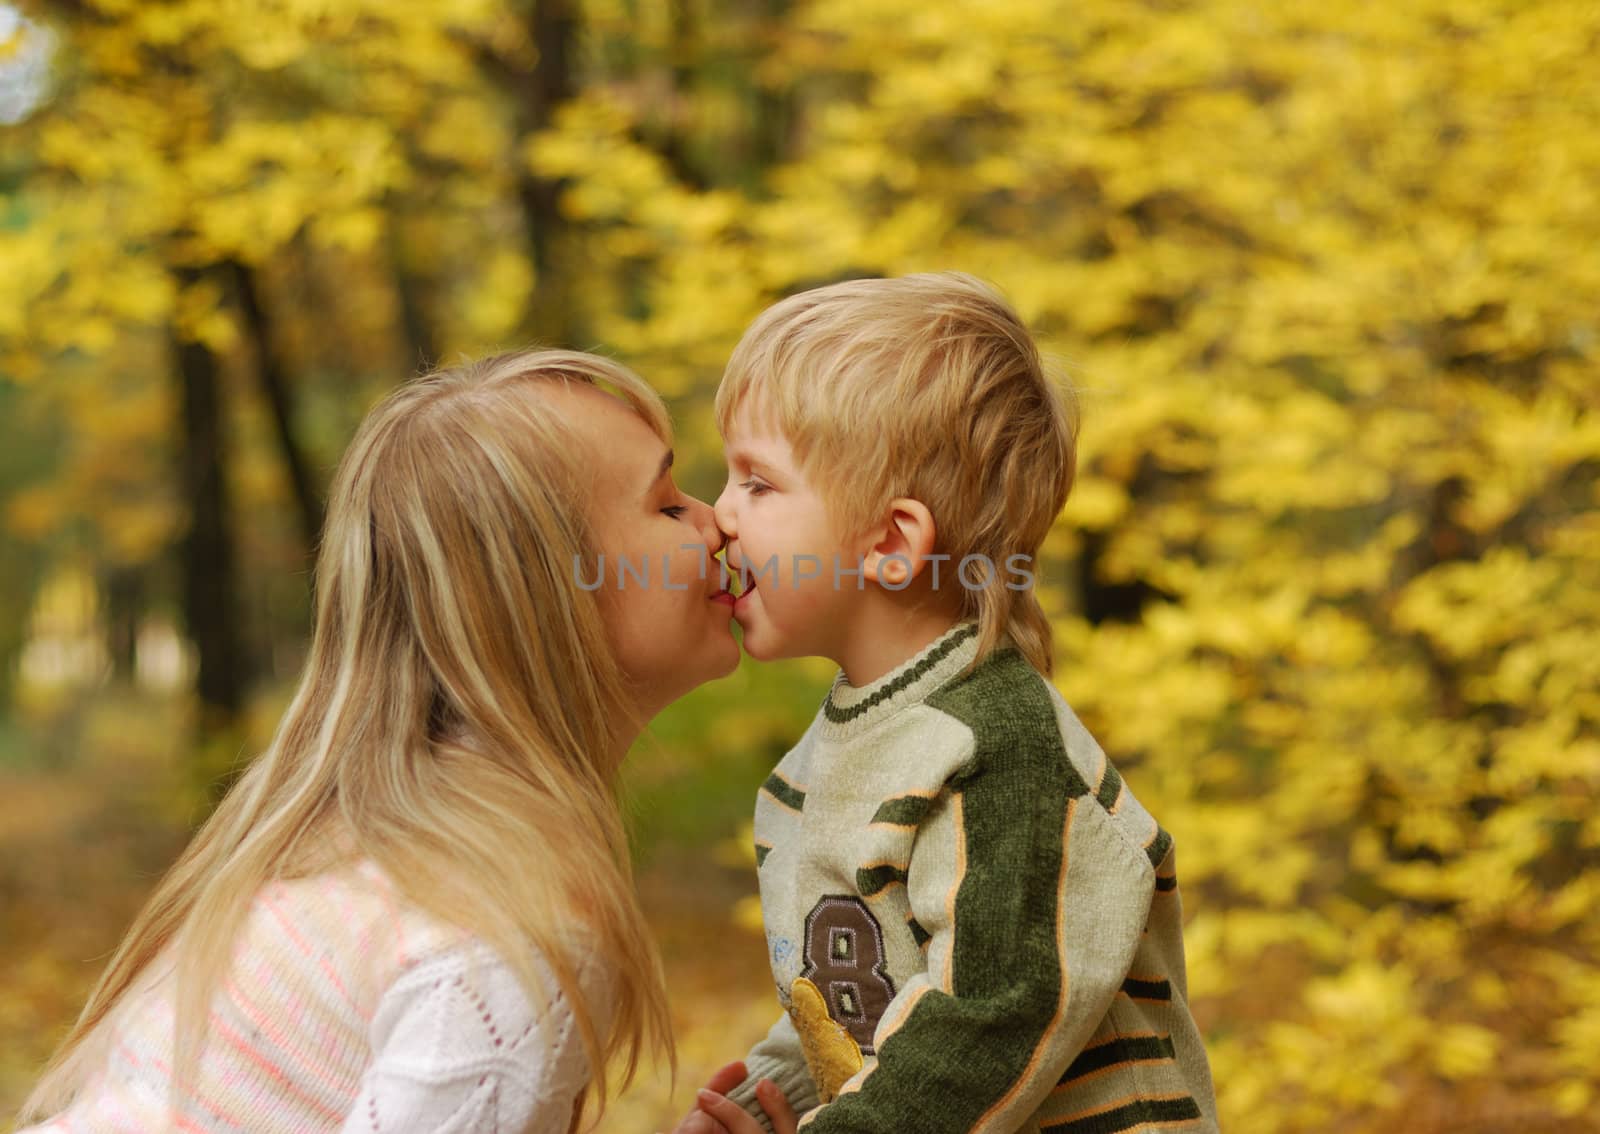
[686,624,742,687]
[711,634,742,678]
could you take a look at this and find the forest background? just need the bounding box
[1,0,1598,1130]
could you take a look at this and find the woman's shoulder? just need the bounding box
[321,865,614,1114]
[243,860,612,1013]
[234,859,474,1009]
[349,910,608,1129]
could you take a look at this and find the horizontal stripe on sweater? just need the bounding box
[1043,1092,1204,1133]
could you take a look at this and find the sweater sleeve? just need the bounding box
[728,1009,822,1132]
[339,940,597,1134]
[803,733,1156,1134]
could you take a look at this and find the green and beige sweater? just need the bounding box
[729,623,1218,1134]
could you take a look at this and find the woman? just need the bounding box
[17,350,741,1132]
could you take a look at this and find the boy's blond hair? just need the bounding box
[715,272,1077,675]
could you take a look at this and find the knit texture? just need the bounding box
[19,861,600,1134]
[731,623,1218,1134]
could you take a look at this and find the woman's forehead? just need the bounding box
[537,380,668,496]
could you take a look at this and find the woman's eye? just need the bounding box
[661,505,689,519]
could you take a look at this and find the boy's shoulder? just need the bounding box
[925,647,1171,873]
[923,646,1073,768]
[924,646,1057,738]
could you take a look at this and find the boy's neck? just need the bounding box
[835,595,966,687]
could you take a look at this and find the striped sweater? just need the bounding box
[18,861,601,1134]
[730,623,1218,1134]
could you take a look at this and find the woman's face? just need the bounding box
[550,382,740,722]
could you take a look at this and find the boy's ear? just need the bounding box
[862,498,939,588]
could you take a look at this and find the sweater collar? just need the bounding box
[820,621,981,739]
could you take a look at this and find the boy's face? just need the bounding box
[714,408,863,664]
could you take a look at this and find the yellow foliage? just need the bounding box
[527,1,1599,1127]
[2,0,1598,1129]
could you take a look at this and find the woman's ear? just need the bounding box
[862,498,939,588]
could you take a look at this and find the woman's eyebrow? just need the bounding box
[645,449,674,495]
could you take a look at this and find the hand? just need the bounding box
[666,1061,750,1134]
[694,1078,799,1134]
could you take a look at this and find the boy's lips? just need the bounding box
[718,563,756,612]
[723,554,756,598]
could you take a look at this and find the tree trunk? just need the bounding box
[103,566,143,683]
[750,0,797,170]
[228,259,325,558]
[655,0,707,189]
[388,218,440,374]
[173,267,247,730]
[515,0,579,345]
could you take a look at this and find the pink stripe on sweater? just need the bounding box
[363,865,411,968]
[112,1037,250,1131]
[211,1011,346,1124]
[113,1038,144,1073]
[260,890,367,1019]
[317,872,398,998]
[225,974,355,1099]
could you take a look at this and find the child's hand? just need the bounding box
[666,1061,749,1134]
[693,1078,798,1134]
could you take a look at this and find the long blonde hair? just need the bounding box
[716,273,1077,675]
[23,349,676,1127]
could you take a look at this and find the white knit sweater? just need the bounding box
[18,861,601,1133]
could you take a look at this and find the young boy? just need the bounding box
[696,274,1217,1134]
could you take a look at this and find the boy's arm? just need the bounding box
[804,740,1158,1133]
[726,1010,822,1132]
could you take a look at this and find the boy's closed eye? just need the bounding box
[740,478,772,497]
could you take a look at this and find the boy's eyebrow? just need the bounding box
[723,443,772,473]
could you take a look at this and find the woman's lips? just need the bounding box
[721,558,755,607]
[711,565,742,607]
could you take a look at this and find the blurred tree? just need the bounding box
[0,0,1597,1128]
[228,260,324,555]
[533,0,1600,1127]
[171,267,247,723]
[1,0,512,736]
[465,0,583,344]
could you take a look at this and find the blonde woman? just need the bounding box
[17,350,742,1133]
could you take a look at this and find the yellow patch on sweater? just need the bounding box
[789,977,863,1102]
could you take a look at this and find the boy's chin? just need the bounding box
[737,632,779,661]
[734,619,787,662]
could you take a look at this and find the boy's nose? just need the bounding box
[712,483,737,539]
